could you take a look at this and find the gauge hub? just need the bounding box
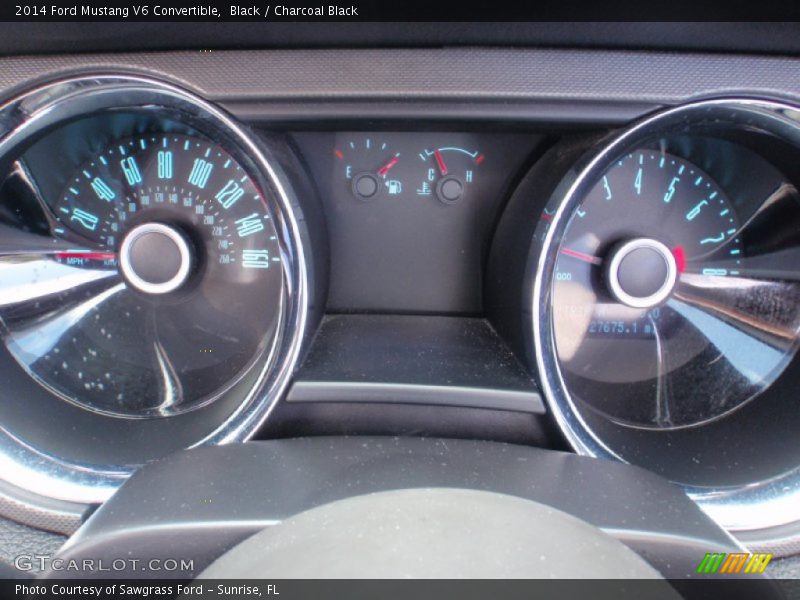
[351,172,380,199]
[605,238,677,309]
[436,176,464,204]
[119,222,193,295]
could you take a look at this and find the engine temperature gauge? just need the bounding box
[417,146,484,204]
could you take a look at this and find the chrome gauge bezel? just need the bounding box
[532,98,800,552]
[0,75,310,511]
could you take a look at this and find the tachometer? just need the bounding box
[539,139,800,439]
[551,148,800,428]
[488,97,800,551]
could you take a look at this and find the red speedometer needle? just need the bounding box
[55,251,117,261]
[377,156,400,178]
[560,247,603,266]
[433,149,448,176]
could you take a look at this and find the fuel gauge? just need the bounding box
[335,137,404,201]
[417,146,484,204]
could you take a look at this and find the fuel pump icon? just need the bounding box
[386,180,402,195]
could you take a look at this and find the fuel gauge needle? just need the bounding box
[377,155,400,178]
[560,247,603,266]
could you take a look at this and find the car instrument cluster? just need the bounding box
[1,76,800,554]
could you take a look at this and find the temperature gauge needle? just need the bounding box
[433,149,448,176]
[377,155,400,179]
[560,247,603,266]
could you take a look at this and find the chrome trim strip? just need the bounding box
[0,480,83,536]
[287,381,545,414]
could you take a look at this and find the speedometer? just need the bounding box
[0,76,318,512]
[1,133,283,417]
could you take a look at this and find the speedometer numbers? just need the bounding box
[54,134,279,276]
[5,133,284,418]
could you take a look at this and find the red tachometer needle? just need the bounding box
[55,251,117,261]
[376,155,400,178]
[433,149,448,176]
[560,247,603,266]
[671,245,687,274]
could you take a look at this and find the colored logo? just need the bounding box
[696,553,773,575]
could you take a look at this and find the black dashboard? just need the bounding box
[3,22,800,588]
